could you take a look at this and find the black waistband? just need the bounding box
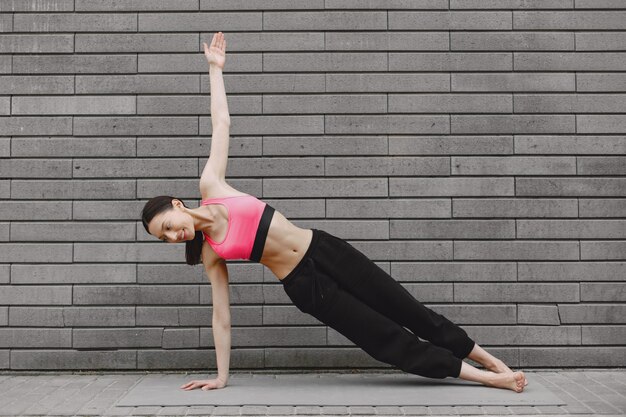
[249,203,275,262]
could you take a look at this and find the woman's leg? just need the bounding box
[312,231,475,360]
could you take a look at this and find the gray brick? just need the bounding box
[520,347,626,367]
[327,198,448,218]
[73,158,197,178]
[264,52,387,72]
[139,12,260,31]
[451,0,571,8]
[162,328,199,349]
[454,198,577,217]
[518,219,626,238]
[77,0,198,11]
[0,199,68,220]
[294,220,388,239]
[13,54,136,74]
[579,115,626,134]
[74,116,198,136]
[455,283,579,302]
[466,325,581,345]
[11,350,136,370]
[578,73,626,91]
[516,135,626,154]
[265,347,388,369]
[234,327,327,346]
[11,179,135,199]
[0,244,72,263]
[0,286,71,305]
[391,52,511,71]
[514,11,626,30]
[12,136,135,157]
[11,221,134,242]
[73,328,162,348]
[452,31,573,51]
[582,325,626,345]
[578,32,626,51]
[9,307,65,326]
[138,348,264,369]
[224,157,324,177]
[515,52,626,71]
[579,156,626,175]
[453,114,574,134]
[519,261,626,282]
[581,240,626,260]
[350,240,452,261]
[326,115,448,134]
[580,198,626,217]
[0,329,71,348]
[328,73,448,92]
[63,307,136,327]
[264,136,387,156]
[14,13,136,32]
[0,56,10,73]
[77,74,198,94]
[454,156,575,175]
[327,31,447,51]
[12,95,135,115]
[390,177,514,196]
[390,11,510,30]
[327,156,447,176]
[581,283,626,302]
[391,135,512,155]
[0,138,8,157]
[0,181,8,198]
[0,14,11,32]
[73,285,198,305]
[265,94,386,113]
[1,0,73,12]
[559,304,626,324]
[265,11,385,30]
[517,177,626,196]
[264,178,387,198]
[0,159,70,178]
[0,34,73,53]
[391,93,511,112]
[391,219,515,239]
[455,240,579,260]
[0,116,71,135]
[453,72,574,91]
[0,265,8,284]
[391,261,516,282]
[76,33,197,53]
[516,94,626,113]
[518,304,561,325]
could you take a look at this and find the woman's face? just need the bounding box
[149,200,194,243]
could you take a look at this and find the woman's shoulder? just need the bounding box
[200,180,248,201]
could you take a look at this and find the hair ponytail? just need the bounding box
[141,195,204,265]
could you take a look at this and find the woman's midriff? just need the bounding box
[258,210,313,281]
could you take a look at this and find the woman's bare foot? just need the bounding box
[458,361,525,393]
[468,343,528,386]
[485,371,526,393]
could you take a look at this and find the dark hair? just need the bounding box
[141,196,204,265]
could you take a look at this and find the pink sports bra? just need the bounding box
[200,193,269,260]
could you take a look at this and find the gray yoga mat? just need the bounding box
[115,372,565,406]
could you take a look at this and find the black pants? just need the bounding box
[281,229,476,379]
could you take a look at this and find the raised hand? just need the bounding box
[203,32,226,69]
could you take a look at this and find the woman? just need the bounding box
[142,32,527,393]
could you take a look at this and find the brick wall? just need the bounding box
[1,0,625,371]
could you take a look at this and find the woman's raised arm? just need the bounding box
[201,32,230,183]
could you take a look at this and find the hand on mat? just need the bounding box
[203,32,226,69]
[180,377,227,391]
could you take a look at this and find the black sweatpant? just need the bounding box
[281,228,476,379]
